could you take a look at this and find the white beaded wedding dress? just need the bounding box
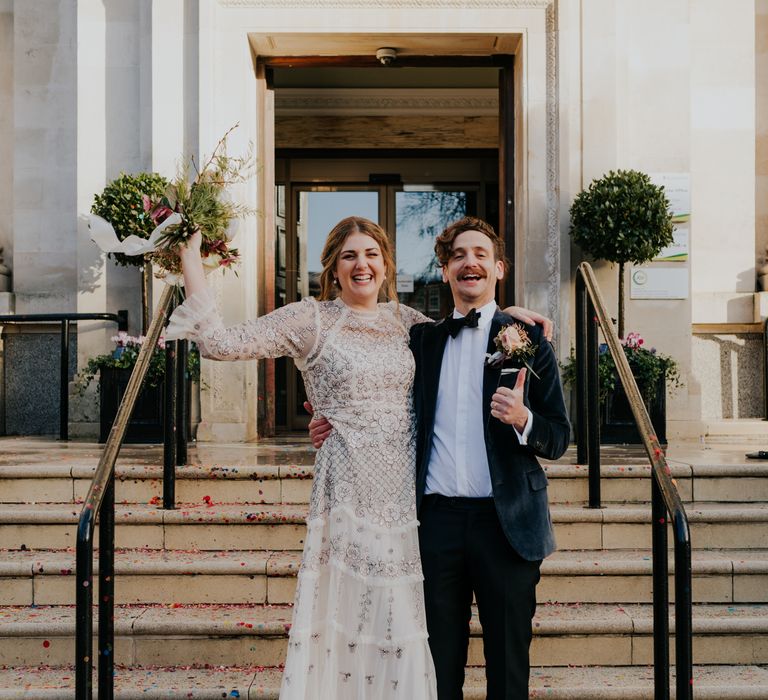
[166,290,437,700]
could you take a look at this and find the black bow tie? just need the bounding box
[444,308,481,338]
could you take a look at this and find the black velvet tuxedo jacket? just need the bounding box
[410,308,570,562]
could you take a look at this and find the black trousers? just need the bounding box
[419,494,541,700]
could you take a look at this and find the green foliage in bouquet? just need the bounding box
[560,332,682,406]
[145,125,255,277]
[91,172,170,268]
[569,170,674,338]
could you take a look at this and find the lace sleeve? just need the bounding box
[165,287,319,361]
[396,304,433,330]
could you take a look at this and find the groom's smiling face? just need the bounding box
[442,229,505,312]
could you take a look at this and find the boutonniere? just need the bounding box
[484,323,540,379]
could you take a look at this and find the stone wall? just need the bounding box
[563,0,695,426]
[3,329,76,435]
[0,0,12,282]
[692,333,765,419]
[12,0,78,314]
[758,0,768,286]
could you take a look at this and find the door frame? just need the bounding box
[258,54,515,436]
[277,169,491,432]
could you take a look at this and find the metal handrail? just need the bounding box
[75,286,175,700]
[0,311,128,439]
[574,262,693,700]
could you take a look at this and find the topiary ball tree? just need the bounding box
[91,172,170,268]
[569,169,674,339]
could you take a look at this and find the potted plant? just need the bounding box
[569,169,674,339]
[561,332,682,443]
[568,170,678,442]
[77,332,199,443]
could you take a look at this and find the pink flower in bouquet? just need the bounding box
[142,194,175,226]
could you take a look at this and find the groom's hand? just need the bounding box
[304,401,333,449]
[503,306,553,342]
[490,369,529,432]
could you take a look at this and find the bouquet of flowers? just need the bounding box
[89,125,254,283]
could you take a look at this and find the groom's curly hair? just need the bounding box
[434,216,508,270]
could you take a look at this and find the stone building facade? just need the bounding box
[0,0,766,441]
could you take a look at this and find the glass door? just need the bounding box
[278,186,382,431]
[392,186,477,319]
[274,177,483,432]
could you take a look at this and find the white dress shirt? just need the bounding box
[425,299,533,498]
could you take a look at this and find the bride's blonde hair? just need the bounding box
[318,216,398,302]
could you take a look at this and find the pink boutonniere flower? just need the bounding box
[485,323,540,379]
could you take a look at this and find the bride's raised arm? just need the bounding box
[166,232,318,362]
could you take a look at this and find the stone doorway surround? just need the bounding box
[186,0,560,441]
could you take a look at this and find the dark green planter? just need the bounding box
[601,374,666,444]
[99,367,164,443]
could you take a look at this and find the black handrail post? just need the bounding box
[60,320,70,441]
[586,295,601,508]
[575,273,588,465]
[651,475,670,700]
[763,317,767,421]
[117,309,128,333]
[163,339,178,509]
[74,285,173,699]
[674,514,694,700]
[176,339,188,466]
[98,473,115,700]
[576,262,692,698]
[75,514,94,699]
[0,311,127,441]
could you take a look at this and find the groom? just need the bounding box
[409,217,569,699]
[311,216,569,698]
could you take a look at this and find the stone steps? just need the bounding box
[2,548,767,606]
[2,664,768,699]
[2,501,767,551]
[2,438,767,696]
[3,461,768,505]
[1,603,767,667]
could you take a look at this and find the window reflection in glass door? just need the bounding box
[278,188,381,431]
[394,188,477,319]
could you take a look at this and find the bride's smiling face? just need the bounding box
[335,232,387,310]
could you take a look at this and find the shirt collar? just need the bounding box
[451,299,498,329]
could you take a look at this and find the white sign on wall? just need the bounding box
[649,173,690,222]
[654,227,689,262]
[396,274,414,293]
[630,267,689,299]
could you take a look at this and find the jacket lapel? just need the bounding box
[482,310,503,428]
[421,320,449,431]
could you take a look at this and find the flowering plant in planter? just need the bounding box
[560,331,682,405]
[76,332,200,394]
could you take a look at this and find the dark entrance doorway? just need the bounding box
[261,56,515,434]
[274,158,496,430]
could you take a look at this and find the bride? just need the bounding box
[166,216,548,699]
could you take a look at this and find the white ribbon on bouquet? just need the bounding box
[88,213,238,285]
[88,213,183,257]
